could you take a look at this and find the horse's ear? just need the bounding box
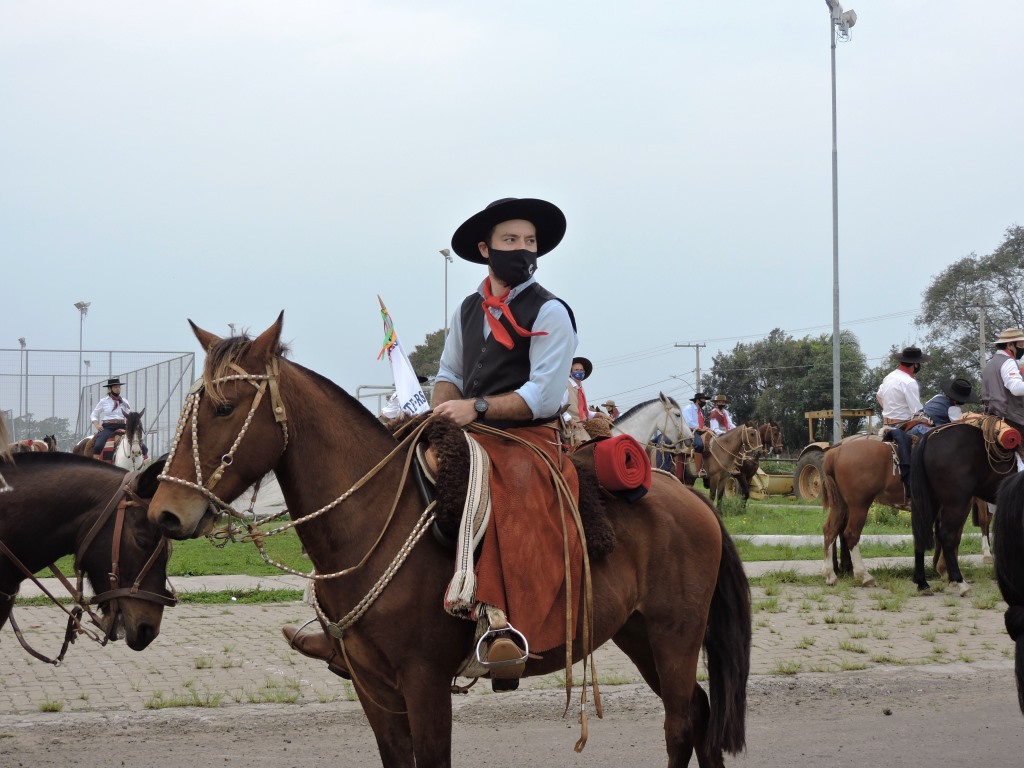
[138,408,146,418]
[251,311,285,362]
[658,391,668,403]
[189,320,222,352]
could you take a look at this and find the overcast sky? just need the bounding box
[2,1,1021,414]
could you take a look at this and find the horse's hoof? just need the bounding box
[915,583,932,595]
[824,574,837,586]
[955,581,971,597]
[862,576,876,588]
[983,554,994,565]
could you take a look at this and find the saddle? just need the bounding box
[99,430,126,464]
[414,417,616,560]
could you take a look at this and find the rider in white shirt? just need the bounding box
[708,394,734,436]
[876,346,931,437]
[90,377,143,459]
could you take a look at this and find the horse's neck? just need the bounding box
[613,404,659,441]
[271,383,419,577]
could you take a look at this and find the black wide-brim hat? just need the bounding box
[895,346,931,364]
[104,377,123,388]
[451,198,566,264]
[690,392,709,402]
[940,377,979,404]
[572,356,593,380]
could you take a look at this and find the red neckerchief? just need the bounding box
[109,394,124,414]
[576,381,589,421]
[697,407,705,429]
[481,281,548,350]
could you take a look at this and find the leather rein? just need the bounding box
[707,426,763,468]
[0,470,177,665]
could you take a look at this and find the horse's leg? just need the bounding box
[937,505,971,597]
[843,504,874,587]
[402,675,456,768]
[913,548,930,592]
[359,697,417,768]
[976,500,994,564]
[848,544,875,588]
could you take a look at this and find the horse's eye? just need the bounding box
[215,403,235,417]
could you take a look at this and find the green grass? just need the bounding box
[721,499,914,536]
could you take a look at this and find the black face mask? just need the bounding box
[912,363,921,374]
[487,248,537,287]
[1015,344,1024,360]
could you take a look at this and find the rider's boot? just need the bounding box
[694,452,706,477]
[281,624,350,679]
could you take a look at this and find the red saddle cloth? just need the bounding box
[470,424,582,655]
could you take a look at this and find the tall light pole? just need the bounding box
[826,0,857,443]
[18,337,26,427]
[228,322,237,337]
[74,301,91,435]
[439,248,453,337]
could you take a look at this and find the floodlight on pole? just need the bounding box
[228,323,237,337]
[440,248,453,338]
[74,301,91,435]
[18,337,26,421]
[825,0,856,443]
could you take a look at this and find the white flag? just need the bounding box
[378,296,429,417]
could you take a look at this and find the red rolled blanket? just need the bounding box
[999,426,1021,450]
[594,434,652,492]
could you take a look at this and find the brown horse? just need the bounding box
[703,424,762,503]
[820,436,904,587]
[148,315,751,767]
[0,453,175,655]
[993,468,1024,715]
[757,421,782,455]
[9,435,57,453]
[911,421,1018,595]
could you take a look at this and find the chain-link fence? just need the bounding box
[1,348,194,454]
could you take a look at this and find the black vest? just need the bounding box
[460,283,576,423]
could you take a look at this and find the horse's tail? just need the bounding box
[994,470,1024,714]
[700,496,751,755]
[910,430,935,552]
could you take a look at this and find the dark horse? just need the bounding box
[148,314,751,767]
[993,469,1024,715]
[0,453,175,654]
[910,421,1017,595]
[702,424,762,504]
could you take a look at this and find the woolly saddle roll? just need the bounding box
[594,434,652,501]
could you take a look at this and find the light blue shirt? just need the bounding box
[435,276,578,419]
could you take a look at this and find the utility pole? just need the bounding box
[674,343,706,391]
[978,307,987,373]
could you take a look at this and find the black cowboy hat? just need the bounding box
[940,377,979,404]
[571,356,593,380]
[895,346,931,364]
[451,198,566,264]
[104,377,123,388]
[690,392,709,402]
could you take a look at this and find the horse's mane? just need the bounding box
[12,451,125,471]
[616,398,658,422]
[205,333,394,441]
[0,417,9,461]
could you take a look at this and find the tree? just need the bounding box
[916,225,1024,383]
[702,329,873,450]
[11,413,75,450]
[407,328,446,380]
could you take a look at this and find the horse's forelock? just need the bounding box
[204,334,288,402]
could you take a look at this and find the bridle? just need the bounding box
[157,359,289,520]
[0,470,176,665]
[707,425,763,468]
[646,399,693,455]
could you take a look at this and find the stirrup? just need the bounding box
[475,624,529,676]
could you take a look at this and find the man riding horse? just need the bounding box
[683,392,710,479]
[877,346,932,492]
[981,327,1024,473]
[284,197,582,687]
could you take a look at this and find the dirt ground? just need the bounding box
[1,568,1022,767]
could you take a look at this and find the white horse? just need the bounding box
[112,409,147,471]
[611,392,692,450]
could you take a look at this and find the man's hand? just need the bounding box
[432,398,478,427]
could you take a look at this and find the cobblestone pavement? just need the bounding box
[0,555,1013,716]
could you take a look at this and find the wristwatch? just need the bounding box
[474,397,489,420]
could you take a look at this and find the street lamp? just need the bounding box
[826,0,857,443]
[228,323,237,337]
[439,248,453,338]
[74,301,91,435]
[18,337,26,423]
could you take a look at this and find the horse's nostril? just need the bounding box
[157,510,182,535]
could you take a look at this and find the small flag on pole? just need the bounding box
[377,296,429,418]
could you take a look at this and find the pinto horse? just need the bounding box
[910,421,1017,595]
[993,469,1024,715]
[0,453,175,656]
[9,435,57,453]
[148,315,751,767]
[820,436,904,587]
[73,411,147,470]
